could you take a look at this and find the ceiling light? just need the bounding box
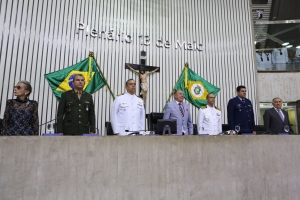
[286,45,293,48]
[296,46,300,49]
[282,42,289,46]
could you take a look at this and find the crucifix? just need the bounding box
[125,51,160,101]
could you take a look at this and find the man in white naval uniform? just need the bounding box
[255,42,272,70]
[272,43,288,70]
[197,93,222,135]
[110,79,145,135]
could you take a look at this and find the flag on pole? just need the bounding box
[174,63,220,108]
[45,53,106,100]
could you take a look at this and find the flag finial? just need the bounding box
[89,52,94,57]
[184,62,189,68]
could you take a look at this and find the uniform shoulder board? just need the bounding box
[215,106,221,111]
[117,93,124,96]
[201,105,207,109]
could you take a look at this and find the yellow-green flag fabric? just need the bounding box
[45,56,105,100]
[174,66,220,108]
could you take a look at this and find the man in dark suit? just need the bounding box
[57,74,96,135]
[163,90,193,135]
[227,86,256,134]
[263,97,293,134]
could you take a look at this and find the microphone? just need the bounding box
[125,130,149,135]
[79,122,99,133]
[262,131,270,135]
[39,114,65,127]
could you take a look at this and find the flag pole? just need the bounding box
[161,62,189,112]
[90,52,116,100]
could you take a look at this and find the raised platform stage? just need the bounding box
[1,135,300,200]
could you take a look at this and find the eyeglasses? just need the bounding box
[14,86,22,90]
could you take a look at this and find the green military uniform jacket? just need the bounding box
[57,90,96,135]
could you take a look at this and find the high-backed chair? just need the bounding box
[146,113,164,133]
[0,118,3,134]
[193,124,198,135]
[105,122,115,135]
[222,124,230,132]
[255,125,266,134]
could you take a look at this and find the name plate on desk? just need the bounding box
[43,133,62,136]
[83,134,99,136]
[278,132,289,135]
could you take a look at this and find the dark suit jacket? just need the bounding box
[57,90,95,135]
[227,96,255,133]
[263,108,293,134]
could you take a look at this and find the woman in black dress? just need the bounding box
[1,81,39,135]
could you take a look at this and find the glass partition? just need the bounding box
[254,20,300,71]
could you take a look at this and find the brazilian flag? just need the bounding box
[174,63,220,108]
[45,54,106,100]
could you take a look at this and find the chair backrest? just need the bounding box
[146,113,164,133]
[222,124,230,132]
[105,122,114,135]
[0,118,3,134]
[193,124,198,135]
[254,125,265,134]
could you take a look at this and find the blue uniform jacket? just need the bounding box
[227,96,255,133]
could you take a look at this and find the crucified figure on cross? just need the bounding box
[126,64,159,101]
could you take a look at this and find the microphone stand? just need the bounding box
[125,130,150,135]
[39,114,64,127]
[80,122,99,134]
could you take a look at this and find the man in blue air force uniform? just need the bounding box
[163,90,193,135]
[227,85,256,134]
[110,79,145,135]
[197,93,221,135]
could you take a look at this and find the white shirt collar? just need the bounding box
[273,107,281,111]
[125,92,135,97]
[175,100,183,105]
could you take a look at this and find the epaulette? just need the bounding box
[215,106,221,111]
[117,93,124,96]
[201,105,207,109]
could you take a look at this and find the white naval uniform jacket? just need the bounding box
[110,93,145,135]
[272,48,288,64]
[197,105,222,135]
[256,51,272,70]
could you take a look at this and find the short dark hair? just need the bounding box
[206,93,215,99]
[72,74,85,82]
[236,85,246,92]
[126,79,135,86]
[19,81,32,96]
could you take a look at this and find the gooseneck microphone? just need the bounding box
[39,114,65,127]
[79,122,99,133]
[125,130,149,135]
[39,103,73,127]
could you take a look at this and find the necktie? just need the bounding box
[179,103,184,117]
[277,109,284,121]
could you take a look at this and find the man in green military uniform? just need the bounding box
[57,74,96,135]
